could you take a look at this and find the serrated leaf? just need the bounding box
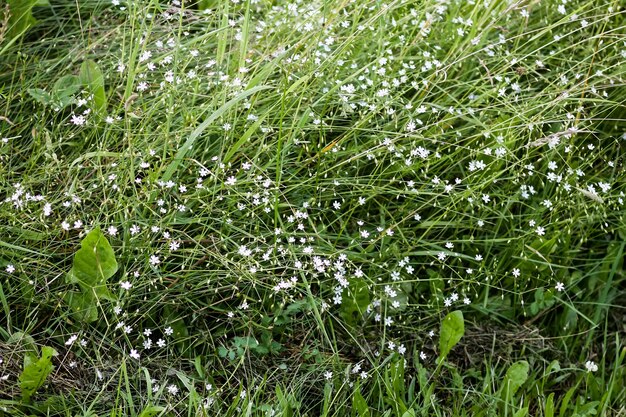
[19,346,57,402]
[501,361,529,399]
[27,88,52,106]
[79,60,107,116]
[66,228,117,302]
[438,310,464,362]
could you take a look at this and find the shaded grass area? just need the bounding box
[1,0,626,416]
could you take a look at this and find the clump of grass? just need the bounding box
[1,0,625,415]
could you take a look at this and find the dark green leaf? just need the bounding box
[53,75,81,99]
[6,0,38,39]
[79,60,107,116]
[352,386,370,417]
[340,278,370,327]
[64,291,98,323]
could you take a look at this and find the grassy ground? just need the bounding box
[1,0,625,415]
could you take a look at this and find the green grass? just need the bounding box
[1,0,625,415]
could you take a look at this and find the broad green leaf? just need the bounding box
[560,385,578,417]
[6,0,38,39]
[53,75,81,99]
[514,407,529,417]
[501,360,529,399]
[27,88,52,106]
[164,305,190,353]
[66,228,117,302]
[138,405,165,417]
[352,386,370,417]
[438,310,464,362]
[322,383,333,416]
[545,392,555,417]
[79,60,107,115]
[7,331,37,354]
[64,291,98,323]
[340,278,370,327]
[19,346,57,402]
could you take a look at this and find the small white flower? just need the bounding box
[71,114,86,126]
[65,334,78,346]
[584,360,598,372]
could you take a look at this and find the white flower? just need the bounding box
[129,349,140,360]
[130,224,141,236]
[65,334,78,346]
[584,360,598,372]
[120,281,132,290]
[5,264,15,274]
[149,255,160,266]
[555,282,565,292]
[71,114,86,126]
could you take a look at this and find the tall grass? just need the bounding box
[0,0,625,415]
